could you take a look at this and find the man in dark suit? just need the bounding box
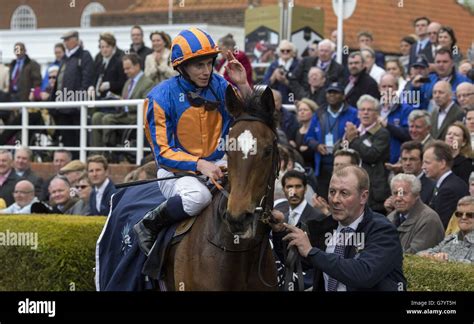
[52,31,94,157]
[384,141,435,214]
[408,17,434,67]
[271,170,326,290]
[87,155,116,216]
[280,165,406,291]
[13,147,43,197]
[344,52,380,108]
[0,150,20,206]
[423,140,469,228]
[289,39,345,100]
[430,81,464,139]
[98,53,155,149]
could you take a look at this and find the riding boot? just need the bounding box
[133,195,190,256]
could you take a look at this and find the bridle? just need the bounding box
[224,114,280,288]
[228,114,280,226]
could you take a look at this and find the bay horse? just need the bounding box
[160,85,279,291]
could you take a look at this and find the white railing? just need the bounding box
[0,99,147,165]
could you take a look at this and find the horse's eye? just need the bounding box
[263,146,273,157]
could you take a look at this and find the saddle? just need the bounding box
[142,182,227,284]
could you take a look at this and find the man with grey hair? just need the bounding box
[14,147,43,197]
[340,95,390,213]
[289,39,344,100]
[430,80,464,139]
[455,82,474,113]
[0,150,20,206]
[408,109,434,147]
[387,173,444,254]
[344,51,380,107]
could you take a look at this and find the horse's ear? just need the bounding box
[225,85,244,118]
[260,86,276,116]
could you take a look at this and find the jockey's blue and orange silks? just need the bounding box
[144,73,232,172]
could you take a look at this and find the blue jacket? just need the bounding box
[305,104,359,176]
[89,179,117,216]
[411,71,472,110]
[384,103,413,163]
[145,74,232,172]
[307,207,406,291]
[263,59,299,104]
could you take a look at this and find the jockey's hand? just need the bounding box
[197,159,224,181]
[224,50,251,97]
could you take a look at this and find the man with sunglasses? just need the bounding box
[135,27,252,255]
[418,196,474,263]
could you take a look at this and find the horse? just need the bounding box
[159,85,280,291]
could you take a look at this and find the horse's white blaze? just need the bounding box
[237,129,257,159]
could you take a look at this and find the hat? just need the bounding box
[411,55,428,68]
[59,160,86,174]
[61,30,79,40]
[171,27,220,68]
[326,82,344,93]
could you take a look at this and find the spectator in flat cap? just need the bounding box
[59,160,86,187]
[51,30,94,158]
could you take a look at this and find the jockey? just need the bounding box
[134,27,252,255]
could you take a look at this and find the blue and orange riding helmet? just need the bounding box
[171,27,221,69]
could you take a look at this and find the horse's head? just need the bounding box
[223,85,278,239]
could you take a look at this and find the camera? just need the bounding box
[418,77,430,83]
[278,65,288,77]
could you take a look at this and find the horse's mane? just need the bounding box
[241,87,278,131]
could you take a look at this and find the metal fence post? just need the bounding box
[136,102,144,165]
[21,106,28,147]
[80,105,87,162]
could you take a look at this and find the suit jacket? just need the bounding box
[289,57,345,100]
[19,168,44,198]
[408,40,434,67]
[0,170,20,206]
[430,102,464,139]
[93,50,127,99]
[429,172,469,229]
[9,55,42,101]
[419,173,435,205]
[307,207,406,291]
[344,69,381,107]
[272,202,326,290]
[348,123,391,213]
[387,199,444,254]
[272,202,326,262]
[121,73,155,114]
[89,179,116,216]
